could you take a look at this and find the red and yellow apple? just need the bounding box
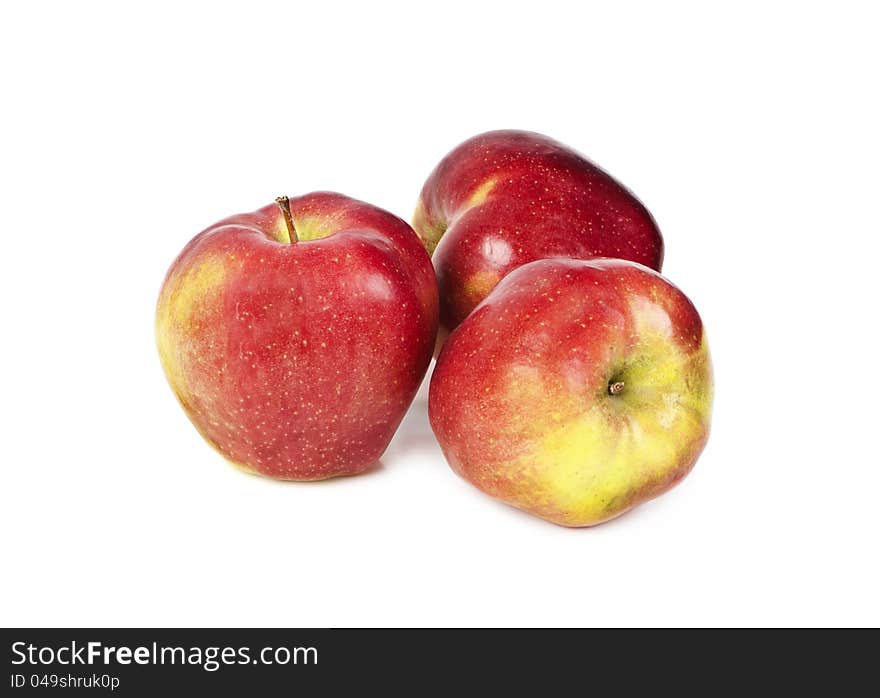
[156,192,438,480]
[413,130,664,343]
[429,257,712,527]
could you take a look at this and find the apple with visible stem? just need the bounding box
[413,130,663,344]
[156,192,438,480]
[429,257,712,527]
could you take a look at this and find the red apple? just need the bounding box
[413,130,663,342]
[429,257,712,527]
[156,192,438,480]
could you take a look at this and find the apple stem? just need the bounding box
[609,381,625,396]
[275,195,298,243]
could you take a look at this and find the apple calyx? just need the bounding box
[608,381,626,396]
[275,195,299,243]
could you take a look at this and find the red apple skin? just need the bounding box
[413,130,664,339]
[156,192,438,480]
[429,257,712,527]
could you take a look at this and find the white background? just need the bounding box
[1,1,878,627]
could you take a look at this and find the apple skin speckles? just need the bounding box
[156,192,438,480]
[413,130,664,344]
[429,257,712,527]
